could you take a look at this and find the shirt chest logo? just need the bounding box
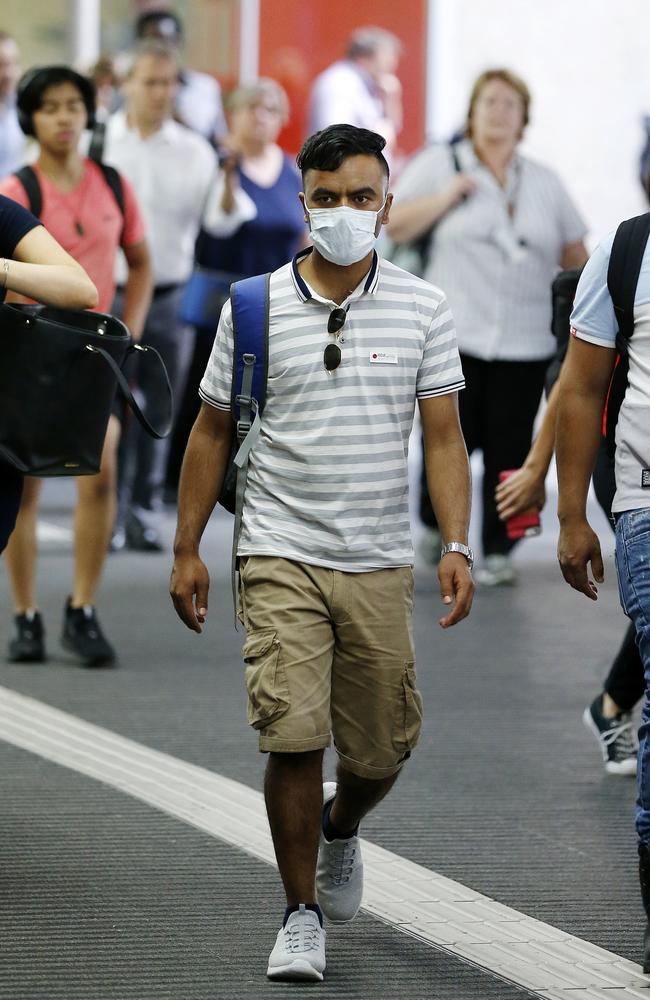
[369,351,398,365]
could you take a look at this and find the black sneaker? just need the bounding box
[8,610,46,663]
[61,599,116,668]
[583,694,638,775]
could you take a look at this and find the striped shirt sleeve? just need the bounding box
[199,299,234,411]
[416,293,465,398]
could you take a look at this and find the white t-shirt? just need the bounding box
[200,251,465,571]
[571,230,650,512]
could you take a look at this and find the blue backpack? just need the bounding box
[222,272,270,615]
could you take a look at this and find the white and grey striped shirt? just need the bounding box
[393,139,587,362]
[200,250,464,571]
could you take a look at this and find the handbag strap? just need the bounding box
[85,343,173,440]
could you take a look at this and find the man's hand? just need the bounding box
[438,553,475,628]
[170,552,210,633]
[557,518,604,600]
[495,465,546,521]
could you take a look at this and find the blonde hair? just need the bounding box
[225,78,290,125]
[466,68,530,140]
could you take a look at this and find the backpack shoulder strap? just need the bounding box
[449,139,462,174]
[14,166,42,218]
[97,162,125,218]
[228,271,271,624]
[87,121,106,165]
[230,272,270,429]
[607,212,650,343]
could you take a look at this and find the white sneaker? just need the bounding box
[475,554,517,587]
[266,904,326,982]
[316,781,363,923]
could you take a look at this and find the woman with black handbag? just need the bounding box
[0,66,151,668]
[0,193,97,553]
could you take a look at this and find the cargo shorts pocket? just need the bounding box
[242,628,290,730]
[393,662,423,755]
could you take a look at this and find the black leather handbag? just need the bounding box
[0,302,173,477]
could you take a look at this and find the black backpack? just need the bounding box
[549,212,650,454]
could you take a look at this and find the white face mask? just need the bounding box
[306,201,386,266]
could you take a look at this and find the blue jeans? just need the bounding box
[616,508,650,843]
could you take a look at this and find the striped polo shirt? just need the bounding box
[200,249,464,571]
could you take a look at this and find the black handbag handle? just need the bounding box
[85,342,173,440]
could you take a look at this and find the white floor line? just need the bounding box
[0,684,647,999]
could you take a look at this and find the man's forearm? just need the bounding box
[174,421,231,554]
[424,435,472,542]
[556,387,605,523]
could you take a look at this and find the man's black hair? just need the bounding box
[16,66,96,136]
[297,124,389,181]
[135,9,183,41]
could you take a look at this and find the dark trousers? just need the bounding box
[592,439,644,711]
[420,353,548,556]
[115,286,194,528]
[164,325,215,499]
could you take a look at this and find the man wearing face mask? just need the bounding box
[170,124,474,982]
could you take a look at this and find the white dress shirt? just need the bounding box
[103,111,256,285]
[307,61,395,146]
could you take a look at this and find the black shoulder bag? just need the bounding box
[0,303,173,476]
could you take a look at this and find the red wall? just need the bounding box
[258,0,428,159]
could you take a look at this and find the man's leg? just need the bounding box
[583,439,641,773]
[615,509,650,970]
[329,765,399,836]
[265,749,324,905]
[240,557,332,981]
[319,567,421,922]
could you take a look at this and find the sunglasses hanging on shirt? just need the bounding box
[324,306,348,373]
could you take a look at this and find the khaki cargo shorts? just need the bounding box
[238,556,423,779]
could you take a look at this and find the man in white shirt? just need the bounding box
[0,31,25,179]
[135,8,227,144]
[307,27,403,158]
[104,40,254,550]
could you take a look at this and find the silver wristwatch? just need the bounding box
[439,541,474,569]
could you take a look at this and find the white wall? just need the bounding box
[428,0,650,247]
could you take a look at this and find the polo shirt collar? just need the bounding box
[290,247,380,304]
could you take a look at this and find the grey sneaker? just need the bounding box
[267,905,326,981]
[583,694,638,776]
[316,782,363,923]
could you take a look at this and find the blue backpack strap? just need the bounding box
[228,272,270,624]
[230,273,270,425]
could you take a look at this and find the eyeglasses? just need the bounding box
[324,307,348,373]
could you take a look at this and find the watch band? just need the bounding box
[439,541,474,569]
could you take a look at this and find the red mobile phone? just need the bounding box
[498,469,542,540]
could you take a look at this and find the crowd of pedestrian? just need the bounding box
[3,5,650,983]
